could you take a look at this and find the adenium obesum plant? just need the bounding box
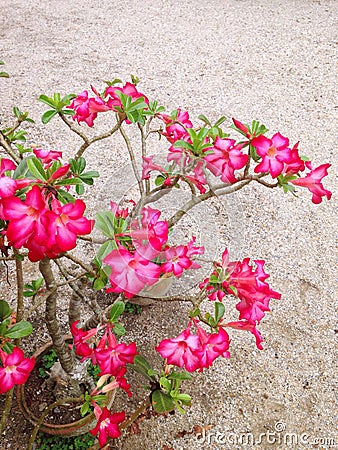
[0,68,331,448]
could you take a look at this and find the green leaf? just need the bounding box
[13,156,34,180]
[167,371,192,381]
[93,272,108,290]
[173,140,194,151]
[151,390,175,413]
[154,175,165,186]
[57,189,76,204]
[160,376,171,392]
[95,240,115,265]
[27,157,47,181]
[214,116,226,127]
[41,109,57,124]
[54,178,82,186]
[0,72,9,78]
[39,94,57,109]
[128,354,156,381]
[95,211,117,238]
[109,301,125,322]
[215,301,225,323]
[198,114,211,126]
[80,402,89,417]
[0,300,12,321]
[5,321,33,338]
[112,323,126,336]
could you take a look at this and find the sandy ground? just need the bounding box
[0,0,337,449]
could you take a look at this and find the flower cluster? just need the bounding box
[70,320,137,446]
[0,152,94,261]
[103,205,204,298]
[156,321,230,373]
[199,249,281,349]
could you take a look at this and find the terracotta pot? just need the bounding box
[16,336,115,437]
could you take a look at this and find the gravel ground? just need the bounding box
[0,1,337,449]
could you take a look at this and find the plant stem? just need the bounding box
[39,258,75,374]
[0,388,14,435]
[26,396,84,450]
[0,130,21,163]
[119,125,145,198]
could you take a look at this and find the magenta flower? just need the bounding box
[95,340,137,376]
[89,407,125,447]
[70,90,110,127]
[204,137,248,183]
[290,163,332,204]
[106,82,149,110]
[104,246,162,298]
[156,323,201,372]
[225,320,263,350]
[162,245,197,278]
[282,142,305,175]
[141,156,168,180]
[70,321,97,360]
[45,199,94,256]
[195,325,230,370]
[0,347,35,394]
[160,108,193,144]
[1,185,49,250]
[130,207,168,253]
[0,158,17,199]
[251,132,292,178]
[33,148,62,164]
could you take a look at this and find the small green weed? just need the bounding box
[36,432,95,449]
[124,301,142,315]
[38,348,58,378]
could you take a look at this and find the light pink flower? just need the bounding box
[290,163,332,204]
[251,132,292,178]
[104,246,161,298]
[0,347,35,394]
[156,323,201,372]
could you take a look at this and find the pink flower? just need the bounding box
[130,207,168,253]
[156,323,201,372]
[225,320,264,350]
[195,325,230,370]
[290,163,332,204]
[204,137,248,183]
[1,185,49,251]
[89,407,125,447]
[110,201,130,219]
[70,90,110,127]
[251,132,292,178]
[160,109,193,144]
[45,199,94,256]
[282,142,305,175]
[106,82,149,110]
[0,347,35,394]
[33,148,62,164]
[162,244,200,278]
[70,321,97,360]
[95,341,137,376]
[104,246,162,298]
[141,156,167,180]
[0,158,17,199]
[94,326,137,376]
